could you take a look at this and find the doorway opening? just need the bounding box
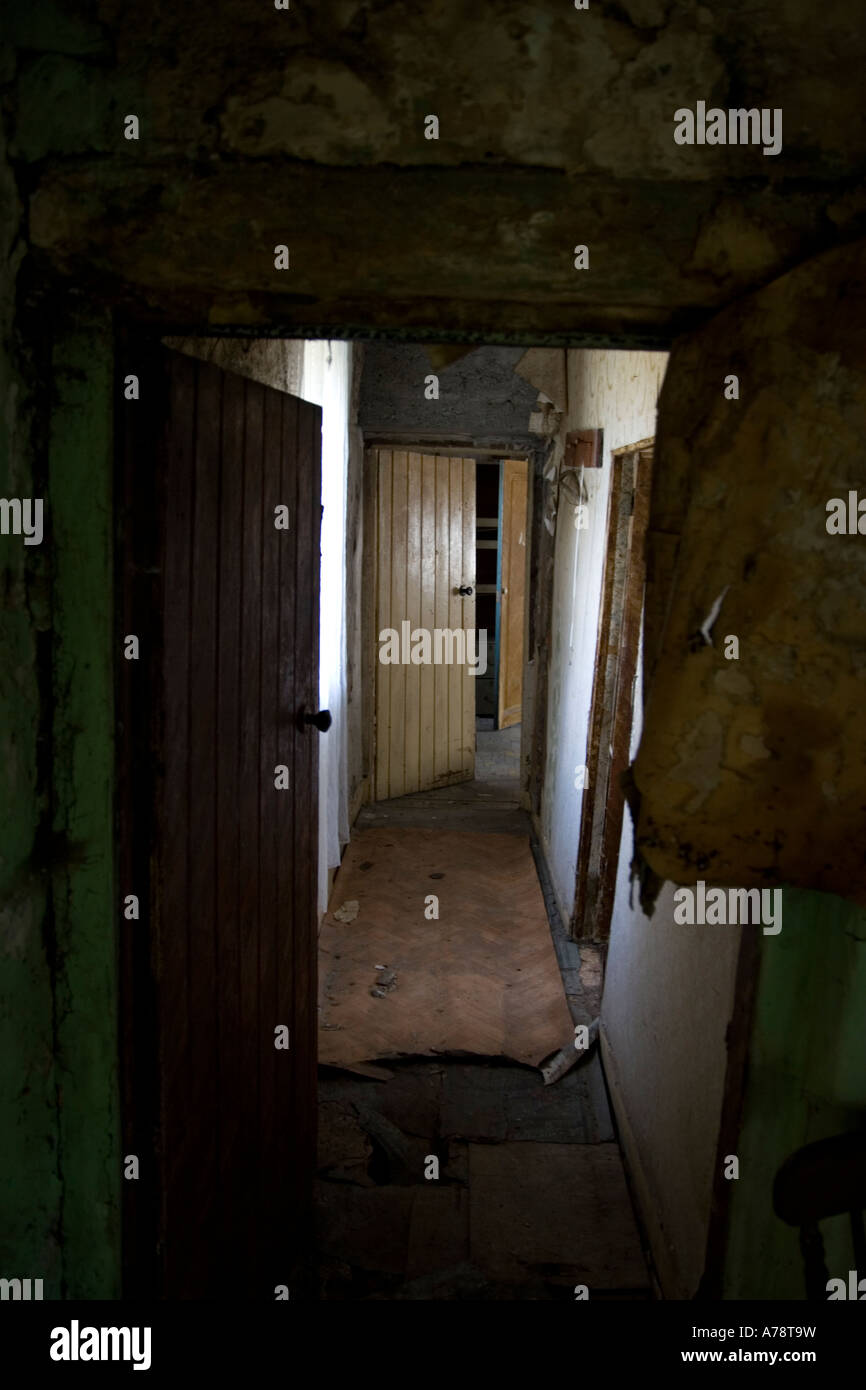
[116,332,665,1300]
[475,458,528,732]
[474,458,527,801]
[316,343,658,1298]
[365,448,530,805]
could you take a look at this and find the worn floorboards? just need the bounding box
[356,781,527,835]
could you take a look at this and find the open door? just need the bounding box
[371,449,476,799]
[119,344,322,1298]
[497,458,528,730]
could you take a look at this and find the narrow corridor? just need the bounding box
[315,732,651,1299]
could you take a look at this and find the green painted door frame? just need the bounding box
[0,299,120,1298]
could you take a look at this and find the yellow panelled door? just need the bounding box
[373,450,476,799]
[497,459,528,730]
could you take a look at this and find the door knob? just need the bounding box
[457,584,473,596]
[302,709,332,732]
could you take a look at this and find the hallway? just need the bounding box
[4,0,866,1323]
[315,740,651,1299]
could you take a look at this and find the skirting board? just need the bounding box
[530,812,572,935]
[348,775,370,828]
[600,1022,686,1300]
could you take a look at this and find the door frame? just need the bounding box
[492,461,504,724]
[495,457,531,732]
[572,438,654,941]
[360,441,534,806]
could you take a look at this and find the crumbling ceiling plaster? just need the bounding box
[9,0,866,341]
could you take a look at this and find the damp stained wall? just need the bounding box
[0,303,118,1298]
[358,344,539,448]
[11,1,866,343]
[0,123,58,1289]
[602,241,866,1299]
[634,241,866,899]
[604,870,866,1300]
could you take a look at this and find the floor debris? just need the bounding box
[540,1017,601,1086]
[315,1055,649,1300]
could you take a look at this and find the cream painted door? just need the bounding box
[497,459,528,730]
[373,449,476,799]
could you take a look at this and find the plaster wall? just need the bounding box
[603,646,742,1298]
[0,303,118,1298]
[537,345,740,1299]
[11,2,866,342]
[358,343,538,446]
[602,241,866,1298]
[539,349,666,925]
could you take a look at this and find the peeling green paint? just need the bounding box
[723,888,866,1299]
[0,289,118,1292]
[4,2,109,58]
[0,108,62,1291]
[48,312,119,1298]
[13,55,116,161]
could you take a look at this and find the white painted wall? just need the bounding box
[540,349,667,924]
[602,626,742,1297]
[541,347,741,1295]
[297,341,353,914]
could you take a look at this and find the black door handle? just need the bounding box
[302,709,332,732]
[458,585,473,596]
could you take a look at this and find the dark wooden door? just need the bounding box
[119,343,321,1299]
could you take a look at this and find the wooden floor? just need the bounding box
[356,779,526,835]
[319,827,575,1069]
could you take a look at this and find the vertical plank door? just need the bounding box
[372,450,476,800]
[497,459,529,730]
[119,344,322,1299]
